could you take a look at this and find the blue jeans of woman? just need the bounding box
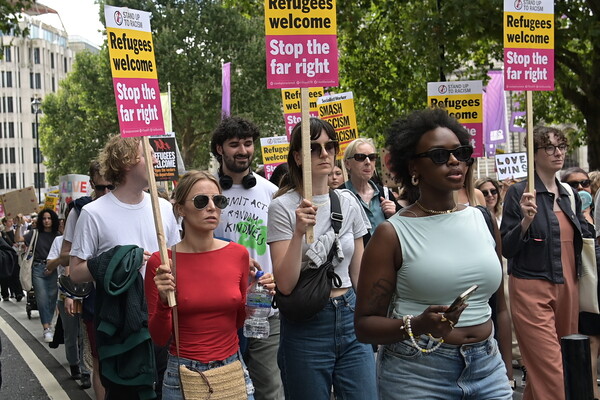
[56,298,88,373]
[377,332,512,400]
[162,351,254,400]
[278,288,377,400]
[31,262,58,326]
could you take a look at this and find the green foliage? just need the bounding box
[0,0,34,45]
[39,48,118,184]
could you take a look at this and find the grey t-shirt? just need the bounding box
[267,189,369,288]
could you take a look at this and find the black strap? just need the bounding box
[329,190,342,234]
[475,205,495,239]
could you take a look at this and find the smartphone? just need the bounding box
[445,284,478,314]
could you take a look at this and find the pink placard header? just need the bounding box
[504,48,554,91]
[113,77,165,137]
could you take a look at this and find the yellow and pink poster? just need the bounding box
[317,92,359,158]
[105,6,165,137]
[265,0,338,88]
[427,81,484,158]
[281,87,324,140]
[260,136,290,180]
[503,0,554,91]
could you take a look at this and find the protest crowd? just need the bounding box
[0,111,599,400]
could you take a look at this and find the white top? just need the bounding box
[267,189,369,288]
[214,173,278,274]
[47,235,65,276]
[70,191,180,277]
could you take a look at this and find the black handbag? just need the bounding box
[272,190,343,322]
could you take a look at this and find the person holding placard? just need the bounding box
[355,108,512,400]
[268,118,377,400]
[501,126,597,400]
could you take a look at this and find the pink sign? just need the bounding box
[463,122,484,158]
[504,48,554,91]
[113,77,165,137]
[284,111,319,140]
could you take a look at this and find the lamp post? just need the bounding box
[31,97,41,203]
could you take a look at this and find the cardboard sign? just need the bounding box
[265,0,338,88]
[260,136,290,180]
[149,135,178,181]
[0,187,39,218]
[427,80,484,158]
[282,87,323,140]
[59,174,91,218]
[503,0,554,91]
[105,5,165,137]
[495,152,528,180]
[317,92,358,158]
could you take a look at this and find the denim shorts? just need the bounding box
[162,351,254,400]
[377,333,512,400]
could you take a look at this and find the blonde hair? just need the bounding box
[343,138,375,161]
[588,170,600,200]
[173,170,221,238]
[98,135,141,186]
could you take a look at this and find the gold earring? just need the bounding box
[411,175,419,186]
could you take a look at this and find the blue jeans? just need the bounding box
[377,333,513,400]
[31,262,58,326]
[278,288,377,400]
[162,351,254,400]
[56,298,88,373]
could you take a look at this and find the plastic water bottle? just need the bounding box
[243,271,271,339]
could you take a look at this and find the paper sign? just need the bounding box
[105,5,165,137]
[495,152,528,180]
[149,135,178,181]
[260,136,290,180]
[503,0,554,91]
[265,0,338,88]
[317,92,358,158]
[59,174,91,218]
[282,87,323,139]
[43,192,60,213]
[427,80,484,158]
[0,187,39,218]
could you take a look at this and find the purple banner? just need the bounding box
[483,71,507,148]
[222,62,231,118]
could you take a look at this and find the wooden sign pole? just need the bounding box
[142,136,176,306]
[300,88,314,244]
[526,91,535,194]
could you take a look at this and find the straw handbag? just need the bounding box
[171,245,248,400]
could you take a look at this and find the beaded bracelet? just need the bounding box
[404,315,444,353]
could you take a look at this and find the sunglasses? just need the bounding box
[481,189,498,197]
[567,179,591,189]
[190,194,228,210]
[413,145,474,165]
[94,184,115,191]
[348,153,377,162]
[310,141,339,156]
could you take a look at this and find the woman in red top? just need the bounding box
[145,170,259,400]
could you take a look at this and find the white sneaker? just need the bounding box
[43,328,53,343]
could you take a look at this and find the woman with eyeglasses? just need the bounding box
[145,170,259,400]
[475,178,503,224]
[355,108,512,399]
[268,118,377,399]
[501,127,598,400]
[337,138,400,245]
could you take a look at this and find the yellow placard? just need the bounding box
[261,143,290,164]
[265,0,337,36]
[107,28,157,79]
[427,94,483,124]
[317,92,358,158]
[281,87,324,114]
[504,12,554,49]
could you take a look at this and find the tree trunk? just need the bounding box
[586,111,600,171]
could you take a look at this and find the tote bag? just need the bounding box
[19,230,38,292]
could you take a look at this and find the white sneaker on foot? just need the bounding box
[43,328,53,343]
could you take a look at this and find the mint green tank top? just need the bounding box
[387,206,501,327]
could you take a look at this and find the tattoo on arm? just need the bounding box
[368,278,394,311]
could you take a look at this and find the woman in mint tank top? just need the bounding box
[354,108,512,400]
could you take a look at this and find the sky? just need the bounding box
[35,0,105,47]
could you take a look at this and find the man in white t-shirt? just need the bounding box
[211,117,283,400]
[70,135,180,399]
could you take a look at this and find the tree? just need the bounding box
[100,0,283,168]
[0,0,34,50]
[40,47,118,184]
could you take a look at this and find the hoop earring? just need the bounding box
[411,175,419,186]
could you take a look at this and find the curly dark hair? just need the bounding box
[525,126,567,150]
[385,108,470,187]
[36,208,60,234]
[210,117,260,162]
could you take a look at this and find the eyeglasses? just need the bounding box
[481,189,498,197]
[567,179,591,189]
[536,143,568,155]
[190,194,228,210]
[348,153,378,162]
[310,141,339,156]
[413,145,474,164]
[94,184,115,191]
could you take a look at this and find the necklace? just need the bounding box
[312,198,330,207]
[415,200,457,215]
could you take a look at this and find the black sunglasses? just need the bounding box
[567,179,591,189]
[94,184,115,191]
[413,145,474,164]
[481,189,498,197]
[310,141,339,156]
[190,194,228,210]
[348,153,377,162]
